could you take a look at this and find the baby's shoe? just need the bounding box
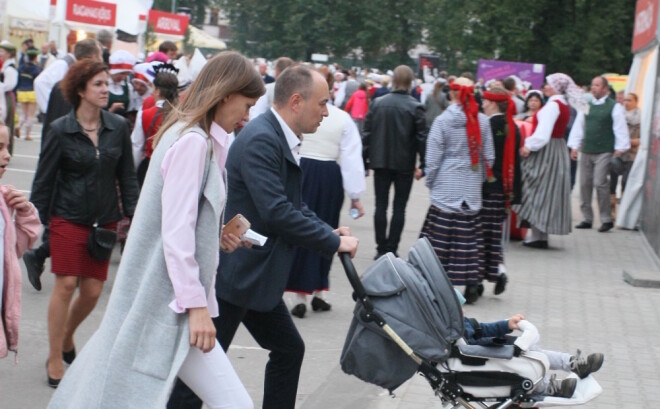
[570,349,604,378]
[547,374,577,398]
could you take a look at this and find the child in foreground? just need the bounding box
[0,121,42,361]
[456,289,604,398]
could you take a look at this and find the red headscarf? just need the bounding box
[450,82,494,181]
[483,90,516,207]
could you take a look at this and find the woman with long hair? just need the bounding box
[131,63,179,186]
[48,51,264,409]
[30,59,139,388]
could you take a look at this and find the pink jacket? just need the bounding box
[0,185,41,360]
[345,89,369,120]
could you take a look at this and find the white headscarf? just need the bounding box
[546,73,589,114]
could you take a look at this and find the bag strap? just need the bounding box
[199,136,213,201]
[469,318,483,339]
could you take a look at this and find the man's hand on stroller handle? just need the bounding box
[336,227,359,258]
[508,314,526,330]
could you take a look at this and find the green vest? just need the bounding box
[583,98,615,154]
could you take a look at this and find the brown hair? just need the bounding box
[73,39,102,60]
[274,57,295,76]
[159,41,177,54]
[392,65,414,91]
[60,60,108,109]
[153,51,265,147]
[273,65,314,107]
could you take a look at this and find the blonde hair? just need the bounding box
[153,51,265,147]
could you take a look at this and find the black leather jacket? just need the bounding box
[363,90,427,171]
[31,110,139,226]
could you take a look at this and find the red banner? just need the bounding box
[66,0,116,27]
[632,0,659,52]
[148,9,189,36]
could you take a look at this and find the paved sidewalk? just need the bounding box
[1,129,659,408]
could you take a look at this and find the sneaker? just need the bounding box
[570,349,604,378]
[23,249,45,291]
[546,374,577,398]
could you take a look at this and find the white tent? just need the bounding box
[188,26,226,50]
[617,47,657,229]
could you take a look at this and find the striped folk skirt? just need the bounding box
[515,138,572,235]
[420,205,483,286]
[286,158,344,294]
[478,192,507,282]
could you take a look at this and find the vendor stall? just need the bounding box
[1,0,50,49]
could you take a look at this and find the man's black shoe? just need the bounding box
[575,221,592,229]
[290,304,306,318]
[522,240,548,249]
[23,249,45,291]
[598,222,614,233]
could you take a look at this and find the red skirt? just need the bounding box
[49,216,118,281]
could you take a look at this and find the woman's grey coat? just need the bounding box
[48,122,222,409]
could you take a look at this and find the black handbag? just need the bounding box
[88,223,118,261]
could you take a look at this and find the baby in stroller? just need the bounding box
[456,289,604,399]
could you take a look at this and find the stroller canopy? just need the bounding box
[341,238,464,391]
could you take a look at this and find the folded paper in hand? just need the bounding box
[242,229,268,246]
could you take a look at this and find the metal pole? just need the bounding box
[171,0,176,13]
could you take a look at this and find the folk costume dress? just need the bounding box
[479,91,522,284]
[516,90,573,242]
[420,83,495,287]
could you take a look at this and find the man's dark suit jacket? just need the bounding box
[216,110,340,312]
[263,74,275,84]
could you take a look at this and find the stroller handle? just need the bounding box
[338,252,369,302]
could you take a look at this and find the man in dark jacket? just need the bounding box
[167,66,359,409]
[363,65,427,259]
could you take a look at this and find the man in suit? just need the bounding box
[168,66,359,409]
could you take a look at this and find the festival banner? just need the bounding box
[65,0,116,27]
[148,9,189,36]
[476,59,545,90]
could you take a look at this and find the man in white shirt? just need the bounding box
[567,76,630,233]
[249,56,295,120]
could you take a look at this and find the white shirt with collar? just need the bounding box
[270,107,301,165]
[34,56,73,113]
[525,95,566,152]
[567,95,630,152]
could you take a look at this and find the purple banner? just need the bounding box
[476,59,546,90]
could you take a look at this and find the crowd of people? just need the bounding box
[0,33,639,407]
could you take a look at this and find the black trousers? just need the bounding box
[373,169,415,255]
[167,299,305,409]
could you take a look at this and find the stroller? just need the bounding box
[339,238,602,408]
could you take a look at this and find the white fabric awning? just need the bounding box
[188,26,226,50]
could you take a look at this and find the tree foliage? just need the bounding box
[218,0,635,83]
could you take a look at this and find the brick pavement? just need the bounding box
[1,125,659,408]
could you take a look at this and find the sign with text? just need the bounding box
[476,59,545,90]
[632,0,659,53]
[66,0,116,27]
[148,9,189,36]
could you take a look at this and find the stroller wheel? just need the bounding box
[521,379,534,391]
